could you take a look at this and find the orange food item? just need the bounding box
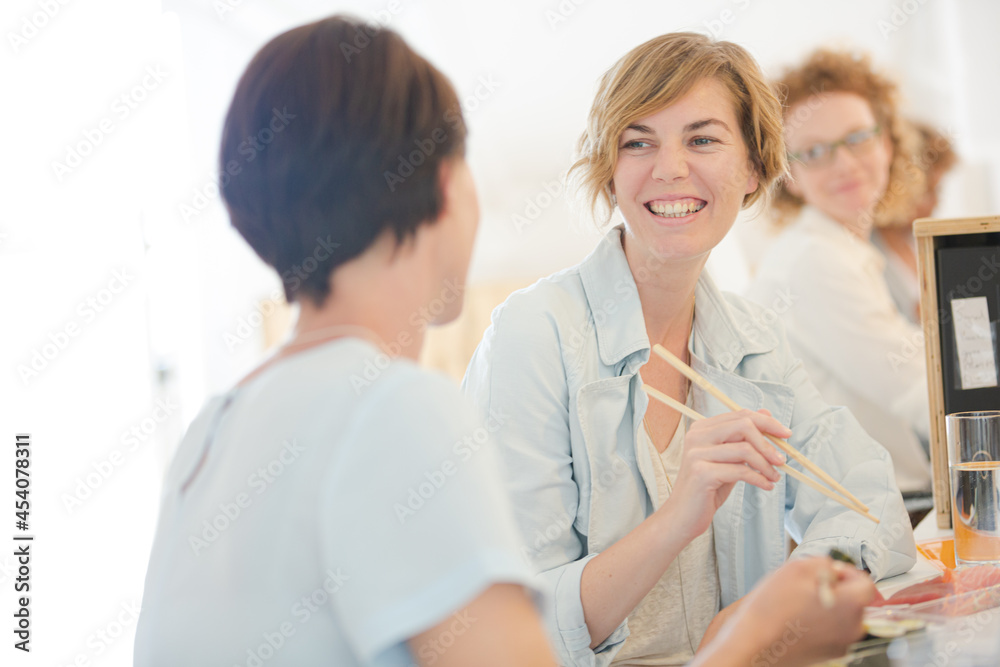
[916,538,957,571]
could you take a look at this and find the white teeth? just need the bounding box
[649,201,705,218]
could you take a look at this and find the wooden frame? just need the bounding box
[915,215,1000,528]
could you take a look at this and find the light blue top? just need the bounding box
[462,227,916,667]
[135,338,534,667]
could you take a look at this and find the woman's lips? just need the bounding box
[832,180,863,194]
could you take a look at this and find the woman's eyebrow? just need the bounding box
[624,119,732,136]
[684,118,731,133]
[624,123,654,134]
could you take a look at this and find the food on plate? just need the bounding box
[863,617,925,638]
[868,565,1000,613]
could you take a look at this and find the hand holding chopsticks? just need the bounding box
[644,344,879,524]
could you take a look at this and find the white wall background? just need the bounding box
[3,0,999,664]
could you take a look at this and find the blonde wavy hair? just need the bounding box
[772,49,924,228]
[570,32,787,225]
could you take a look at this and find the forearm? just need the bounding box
[409,584,557,667]
[690,626,770,667]
[695,597,743,652]
[580,505,692,649]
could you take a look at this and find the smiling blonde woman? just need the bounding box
[462,33,916,667]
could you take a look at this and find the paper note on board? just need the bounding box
[951,296,999,390]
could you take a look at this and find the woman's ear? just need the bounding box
[745,169,760,197]
[437,158,456,215]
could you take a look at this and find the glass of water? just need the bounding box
[946,410,1000,566]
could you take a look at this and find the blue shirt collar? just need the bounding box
[578,225,779,373]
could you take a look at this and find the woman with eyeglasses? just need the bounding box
[747,49,933,495]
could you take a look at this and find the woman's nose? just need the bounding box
[828,143,864,173]
[651,146,689,181]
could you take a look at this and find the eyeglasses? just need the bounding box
[788,126,882,168]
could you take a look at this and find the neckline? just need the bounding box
[233,335,377,394]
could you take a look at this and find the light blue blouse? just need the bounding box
[462,227,916,667]
[135,339,534,666]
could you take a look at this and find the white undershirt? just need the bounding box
[611,416,721,666]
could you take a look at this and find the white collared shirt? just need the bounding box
[746,206,931,492]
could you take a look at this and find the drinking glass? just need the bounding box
[947,410,1000,566]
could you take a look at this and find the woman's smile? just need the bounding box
[645,198,708,220]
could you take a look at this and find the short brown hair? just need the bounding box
[220,16,467,305]
[772,49,923,228]
[570,32,787,224]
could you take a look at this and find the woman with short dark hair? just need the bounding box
[134,16,554,667]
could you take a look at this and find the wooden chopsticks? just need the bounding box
[644,344,879,524]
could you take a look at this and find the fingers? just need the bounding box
[703,408,791,439]
[798,558,875,620]
[833,565,877,607]
[685,455,778,491]
[687,410,790,466]
[690,442,782,483]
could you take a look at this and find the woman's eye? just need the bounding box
[621,139,651,149]
[691,137,717,147]
[803,145,827,161]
